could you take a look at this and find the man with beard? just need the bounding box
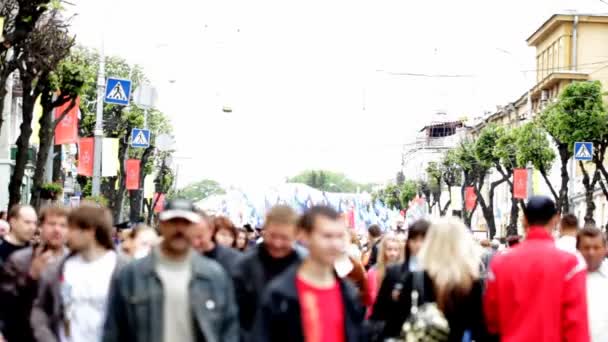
[103,199,238,342]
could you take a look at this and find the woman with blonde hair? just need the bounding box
[372,217,490,341]
[366,233,403,315]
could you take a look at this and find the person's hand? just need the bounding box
[29,247,53,280]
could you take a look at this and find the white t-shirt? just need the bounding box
[59,250,117,342]
[587,261,608,342]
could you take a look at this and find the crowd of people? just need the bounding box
[0,195,604,341]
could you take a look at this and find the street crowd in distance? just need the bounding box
[0,195,604,342]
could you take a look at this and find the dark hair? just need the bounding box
[576,226,605,249]
[213,216,238,245]
[405,219,430,263]
[39,204,69,225]
[523,196,557,226]
[0,211,6,220]
[506,235,521,247]
[298,205,341,233]
[67,203,114,250]
[368,224,382,238]
[561,214,578,231]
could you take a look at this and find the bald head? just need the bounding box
[7,205,37,245]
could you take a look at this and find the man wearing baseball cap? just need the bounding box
[103,199,238,342]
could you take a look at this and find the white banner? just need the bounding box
[101,138,119,177]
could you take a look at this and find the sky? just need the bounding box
[68,0,608,189]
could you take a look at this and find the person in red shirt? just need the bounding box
[484,196,589,342]
[251,205,365,342]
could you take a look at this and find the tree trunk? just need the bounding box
[30,94,54,209]
[539,166,559,205]
[8,79,36,208]
[558,144,570,213]
[580,161,599,226]
[507,182,519,237]
[0,64,17,135]
[52,145,62,182]
[129,145,154,223]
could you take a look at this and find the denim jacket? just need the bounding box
[102,249,239,342]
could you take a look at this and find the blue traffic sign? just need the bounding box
[104,78,132,106]
[574,142,593,161]
[131,128,150,148]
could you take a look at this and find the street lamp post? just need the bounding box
[92,47,105,196]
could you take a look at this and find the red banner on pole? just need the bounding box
[125,159,140,190]
[465,186,477,212]
[77,137,94,177]
[153,193,165,213]
[55,97,80,145]
[513,168,528,199]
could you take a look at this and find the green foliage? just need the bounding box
[495,127,521,170]
[474,124,504,169]
[400,180,417,208]
[40,182,62,193]
[374,180,418,210]
[84,195,109,207]
[453,139,485,178]
[441,149,462,186]
[515,122,555,172]
[540,81,608,152]
[175,179,225,203]
[288,170,373,193]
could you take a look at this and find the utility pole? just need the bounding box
[92,47,105,196]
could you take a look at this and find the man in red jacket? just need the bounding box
[484,196,589,342]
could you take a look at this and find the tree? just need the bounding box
[495,127,524,236]
[541,81,608,223]
[471,126,510,238]
[175,179,225,203]
[515,122,557,203]
[8,10,74,209]
[288,170,373,193]
[425,162,442,212]
[0,0,55,134]
[439,150,462,216]
[453,140,482,229]
[400,180,417,209]
[30,53,93,209]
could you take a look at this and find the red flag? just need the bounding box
[465,186,477,212]
[55,97,80,145]
[125,159,140,190]
[153,193,165,213]
[77,137,94,177]
[347,209,355,228]
[513,168,528,199]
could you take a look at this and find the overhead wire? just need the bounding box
[378,59,608,78]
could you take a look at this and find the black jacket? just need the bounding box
[371,264,492,342]
[231,244,302,340]
[204,244,242,273]
[250,264,365,342]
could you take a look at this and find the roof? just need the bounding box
[418,120,465,132]
[527,13,608,46]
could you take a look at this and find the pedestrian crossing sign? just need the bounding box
[131,128,150,148]
[104,77,132,106]
[574,142,593,161]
